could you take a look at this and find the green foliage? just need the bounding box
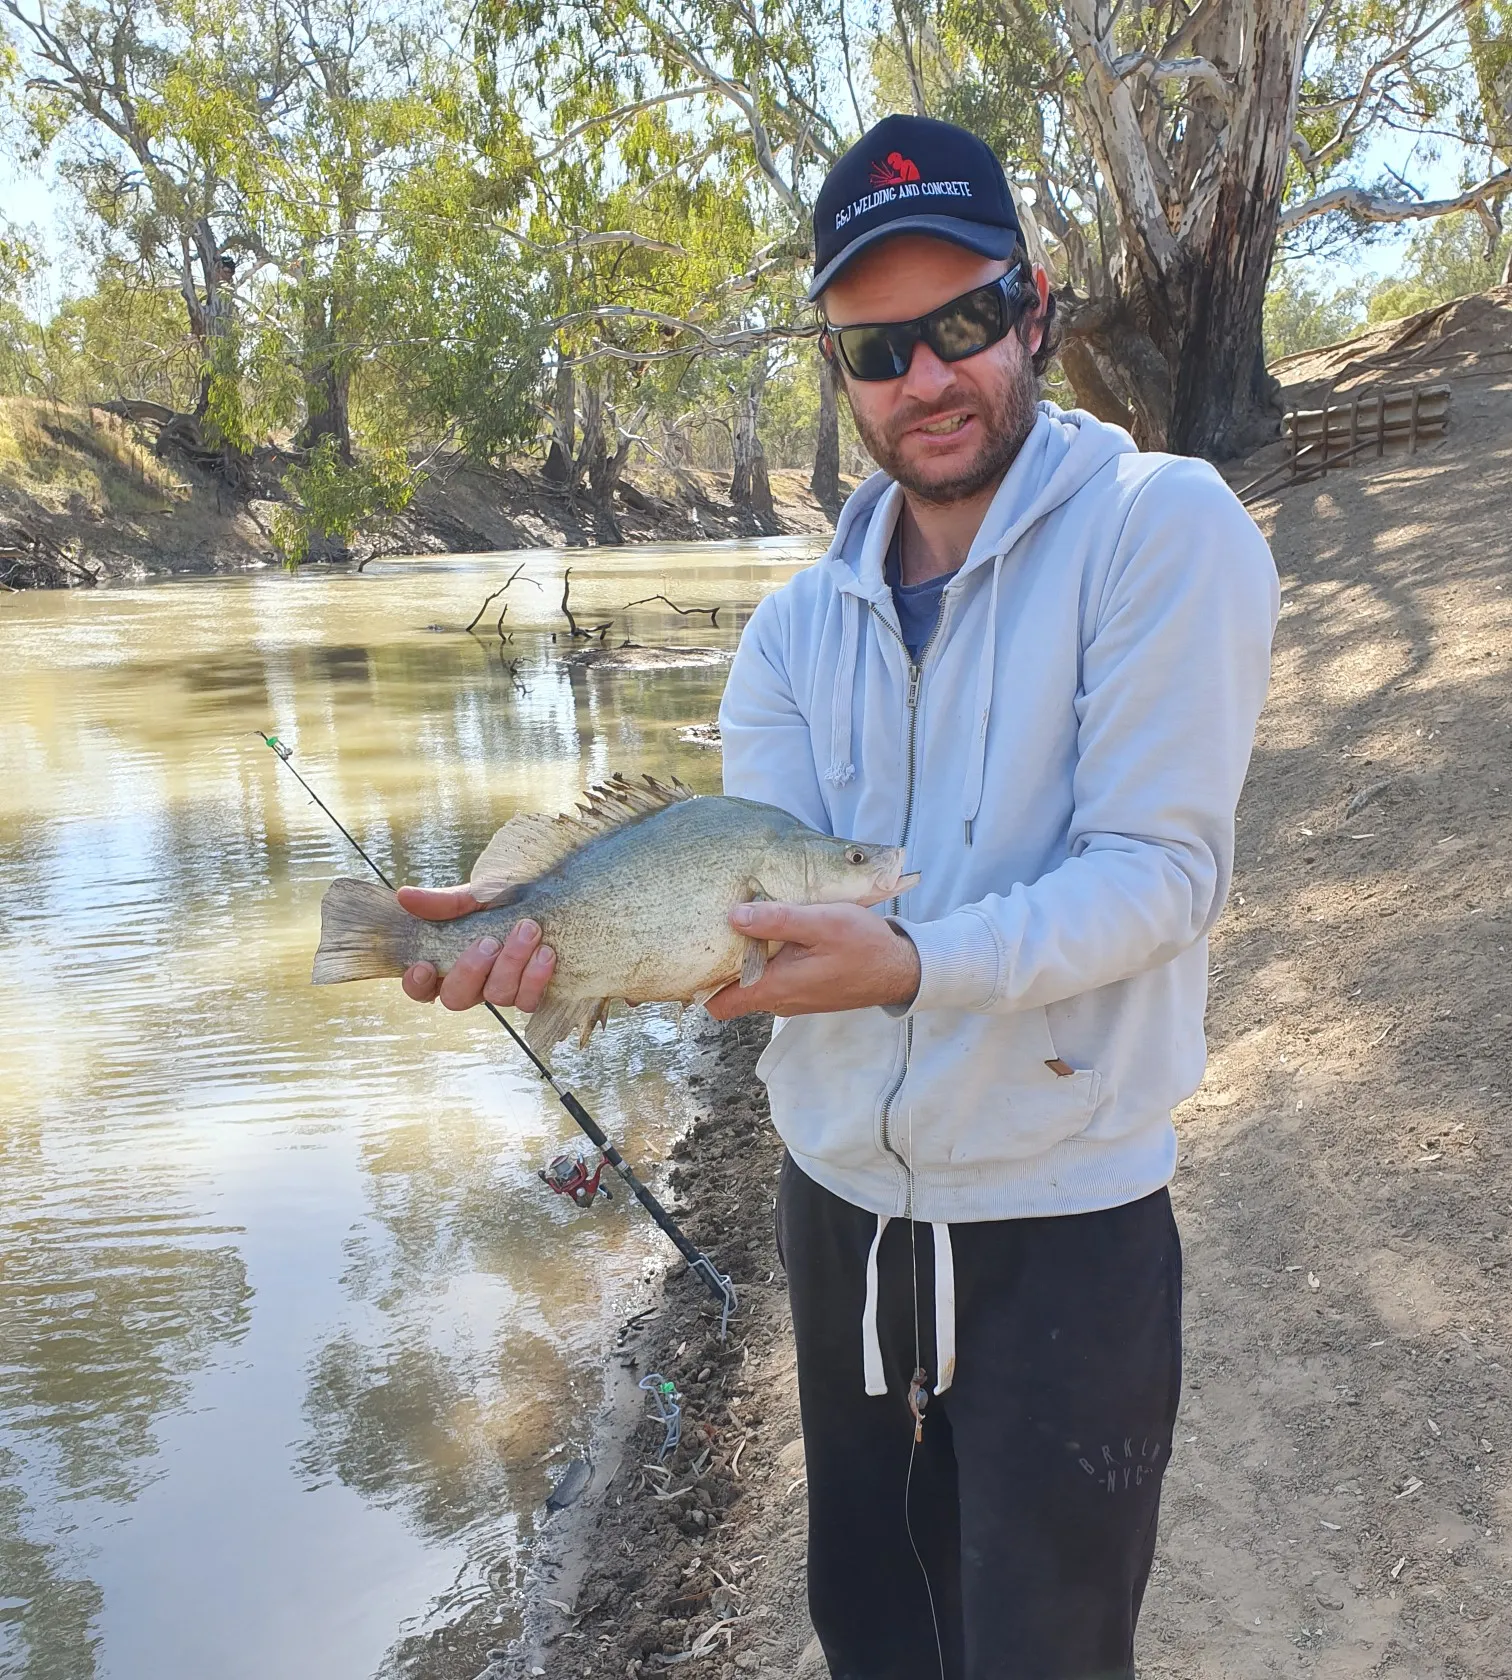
[1365,212,1512,322]
[1264,265,1368,360]
[272,436,416,564]
[1467,2,1512,161]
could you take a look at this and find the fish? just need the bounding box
[312,773,919,1052]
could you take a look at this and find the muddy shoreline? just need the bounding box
[488,1018,817,1680]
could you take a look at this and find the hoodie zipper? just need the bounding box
[868,599,950,1211]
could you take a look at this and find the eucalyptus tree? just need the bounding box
[471,0,855,503]
[1468,1,1512,282]
[910,0,1512,455]
[233,0,456,463]
[0,0,281,436]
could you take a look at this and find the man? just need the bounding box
[400,114,1277,1680]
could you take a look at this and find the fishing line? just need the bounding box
[258,730,737,1334]
[904,1099,947,1680]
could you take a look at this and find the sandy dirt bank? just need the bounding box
[0,396,844,588]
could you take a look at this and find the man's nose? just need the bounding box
[898,339,956,401]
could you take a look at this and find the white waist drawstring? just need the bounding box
[860,1213,957,1398]
[862,1215,890,1396]
[931,1222,956,1394]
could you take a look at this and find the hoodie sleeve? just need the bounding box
[718,591,832,831]
[895,460,1279,1015]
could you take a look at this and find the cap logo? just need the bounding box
[870,152,921,188]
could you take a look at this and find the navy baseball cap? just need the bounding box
[809,114,1022,301]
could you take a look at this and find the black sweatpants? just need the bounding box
[776,1156,1182,1680]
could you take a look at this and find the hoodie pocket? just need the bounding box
[755,1011,900,1173]
[896,1007,1102,1168]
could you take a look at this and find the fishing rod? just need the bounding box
[258,731,737,1335]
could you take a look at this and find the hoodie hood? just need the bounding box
[818,404,1139,803]
[818,404,1139,601]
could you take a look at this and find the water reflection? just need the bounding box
[0,539,817,1680]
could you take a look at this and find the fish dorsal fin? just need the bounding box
[469,773,695,903]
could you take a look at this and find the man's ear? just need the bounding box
[1026,266,1051,356]
[818,327,835,363]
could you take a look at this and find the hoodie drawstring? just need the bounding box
[960,553,1005,846]
[861,1213,957,1399]
[824,591,860,787]
[862,1214,889,1396]
[932,1222,956,1394]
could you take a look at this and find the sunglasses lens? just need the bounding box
[927,285,1006,362]
[836,325,914,382]
[829,271,1025,381]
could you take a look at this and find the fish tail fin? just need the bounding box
[312,878,415,983]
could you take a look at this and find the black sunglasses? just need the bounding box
[822,267,1032,383]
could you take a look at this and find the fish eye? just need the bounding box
[845,846,866,865]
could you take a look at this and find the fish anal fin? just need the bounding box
[576,998,612,1049]
[470,775,697,902]
[522,994,613,1055]
[522,994,581,1056]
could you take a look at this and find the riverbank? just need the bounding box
[486,298,1512,1679]
[484,1017,817,1680]
[0,396,844,588]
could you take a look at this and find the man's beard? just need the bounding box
[847,352,1039,504]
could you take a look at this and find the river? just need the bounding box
[0,539,817,1680]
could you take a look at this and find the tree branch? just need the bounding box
[1278,166,1512,233]
[1108,50,1232,108]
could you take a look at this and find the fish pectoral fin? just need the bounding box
[734,881,777,986]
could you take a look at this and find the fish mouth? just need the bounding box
[857,866,920,907]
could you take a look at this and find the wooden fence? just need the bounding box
[1239,384,1450,505]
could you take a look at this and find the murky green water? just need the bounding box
[0,539,815,1680]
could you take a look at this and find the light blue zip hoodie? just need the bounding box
[719,403,1279,1229]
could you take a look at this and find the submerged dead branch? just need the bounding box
[560,567,614,640]
[0,523,100,590]
[618,593,721,627]
[464,561,536,634]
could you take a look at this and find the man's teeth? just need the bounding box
[919,415,968,435]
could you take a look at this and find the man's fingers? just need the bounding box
[728,899,816,941]
[402,962,440,1002]
[703,979,760,1022]
[515,944,557,1013]
[481,921,545,1007]
[397,884,483,921]
[438,935,501,1010]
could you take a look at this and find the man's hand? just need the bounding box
[704,901,920,1021]
[395,885,556,1013]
